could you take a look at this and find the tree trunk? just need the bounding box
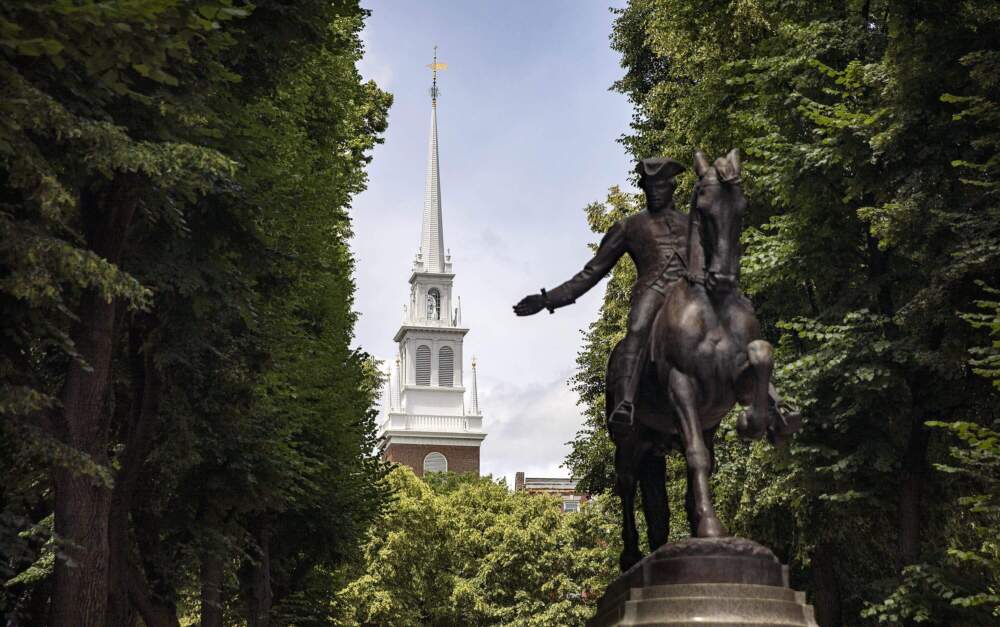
[106,526,137,627]
[49,176,141,627]
[126,499,182,627]
[811,542,842,627]
[108,317,162,627]
[865,233,895,319]
[201,552,225,627]
[126,562,181,627]
[242,521,273,627]
[898,415,930,568]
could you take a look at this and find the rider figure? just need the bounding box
[514,158,688,430]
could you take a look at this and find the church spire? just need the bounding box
[381,53,485,476]
[418,47,448,274]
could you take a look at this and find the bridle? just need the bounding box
[687,174,742,290]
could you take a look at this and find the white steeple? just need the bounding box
[418,103,445,273]
[379,49,486,475]
[416,47,446,274]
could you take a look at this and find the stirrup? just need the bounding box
[608,401,635,430]
[765,397,803,444]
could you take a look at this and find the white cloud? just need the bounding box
[478,371,585,488]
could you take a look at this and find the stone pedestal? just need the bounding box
[588,538,817,627]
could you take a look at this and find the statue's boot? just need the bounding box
[607,353,642,434]
[609,401,634,435]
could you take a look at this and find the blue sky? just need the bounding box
[351,0,635,486]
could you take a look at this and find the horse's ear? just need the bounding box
[727,148,742,176]
[693,150,711,177]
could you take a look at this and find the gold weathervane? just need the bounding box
[428,45,447,105]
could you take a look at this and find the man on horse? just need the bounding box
[517,151,804,570]
[513,158,689,431]
[514,156,796,438]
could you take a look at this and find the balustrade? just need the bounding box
[382,413,482,433]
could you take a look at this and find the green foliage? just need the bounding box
[568,1,1000,624]
[1,1,390,624]
[963,283,1000,387]
[340,467,620,627]
[865,420,1000,622]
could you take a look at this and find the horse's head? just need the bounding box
[692,149,745,292]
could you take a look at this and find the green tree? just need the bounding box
[1,2,390,625]
[341,467,620,627]
[567,1,1000,624]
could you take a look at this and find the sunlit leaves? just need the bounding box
[341,468,620,626]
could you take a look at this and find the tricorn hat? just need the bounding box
[636,157,685,187]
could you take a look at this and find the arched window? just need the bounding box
[415,345,431,386]
[423,452,447,474]
[438,346,454,387]
[426,288,441,320]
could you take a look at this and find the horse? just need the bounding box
[608,149,782,571]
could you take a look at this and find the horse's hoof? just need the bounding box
[619,550,643,571]
[737,409,766,440]
[737,411,749,434]
[696,516,727,538]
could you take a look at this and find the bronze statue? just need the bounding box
[513,157,688,430]
[515,150,800,571]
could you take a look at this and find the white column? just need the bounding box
[470,356,480,415]
[391,358,402,411]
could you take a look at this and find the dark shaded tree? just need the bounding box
[1,2,390,625]
[568,1,1000,623]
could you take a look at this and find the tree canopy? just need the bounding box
[1,1,390,625]
[568,1,1000,624]
[340,467,620,627]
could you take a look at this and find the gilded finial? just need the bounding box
[428,45,447,106]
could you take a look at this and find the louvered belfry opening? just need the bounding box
[438,346,454,387]
[416,345,431,385]
[423,452,447,474]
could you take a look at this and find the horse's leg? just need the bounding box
[615,441,643,570]
[736,339,772,440]
[706,424,718,477]
[684,472,697,537]
[667,369,725,537]
[685,425,719,536]
[638,449,668,551]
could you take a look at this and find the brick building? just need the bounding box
[378,54,486,477]
[515,473,589,512]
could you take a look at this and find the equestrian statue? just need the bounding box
[514,150,801,571]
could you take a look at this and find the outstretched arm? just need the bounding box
[514,221,627,315]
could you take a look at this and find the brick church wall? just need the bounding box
[385,443,480,477]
